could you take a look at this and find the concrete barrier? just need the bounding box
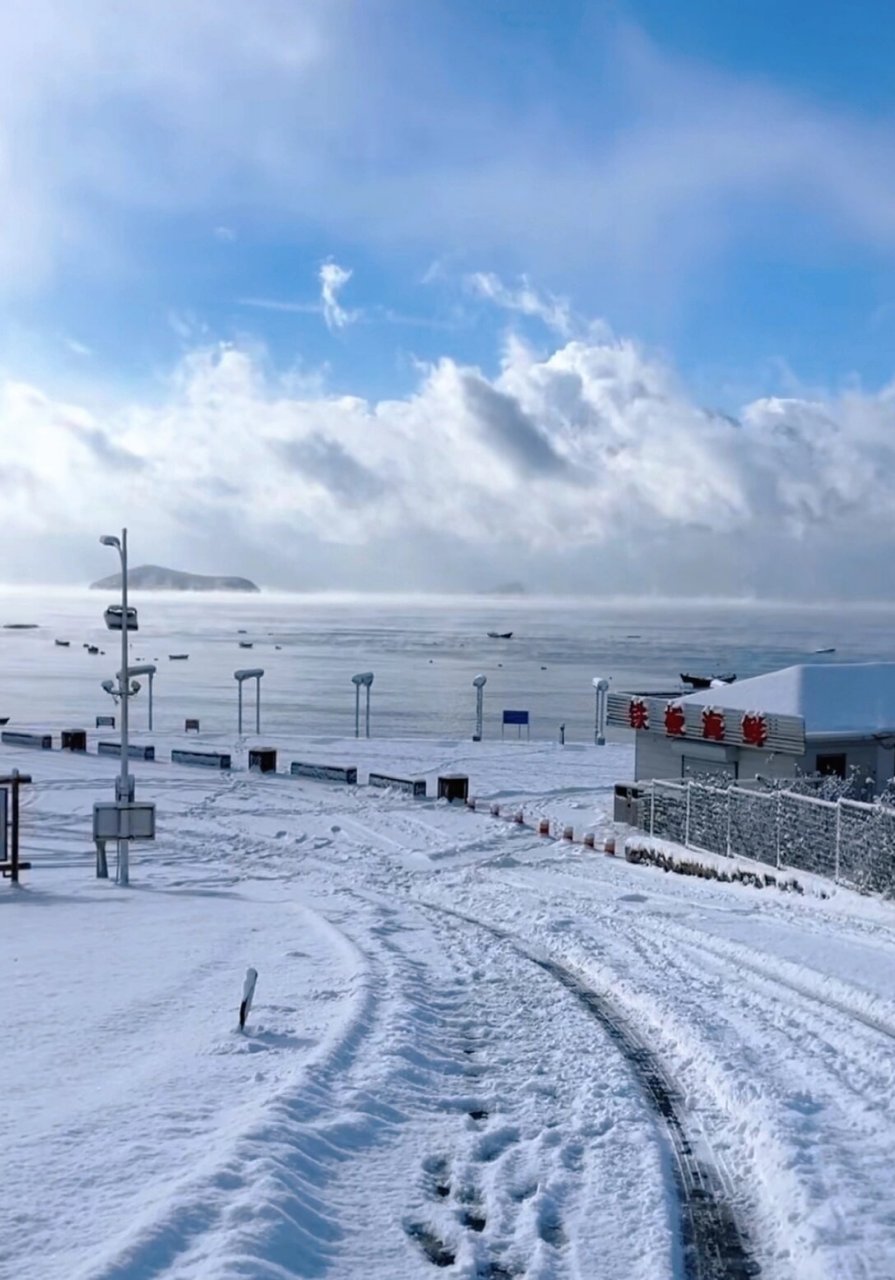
[1,731,52,750]
[98,741,155,761]
[290,761,358,785]
[368,771,427,798]
[96,715,115,729]
[171,748,230,769]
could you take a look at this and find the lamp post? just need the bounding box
[121,663,157,731]
[352,672,374,738]
[592,677,609,746]
[99,529,133,885]
[472,674,487,741]
[235,668,264,735]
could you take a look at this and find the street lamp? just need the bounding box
[100,529,136,885]
[234,668,264,735]
[121,664,157,731]
[592,677,609,746]
[352,671,374,738]
[472,674,487,741]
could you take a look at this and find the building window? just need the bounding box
[815,752,847,779]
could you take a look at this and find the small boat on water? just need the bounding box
[169,653,189,661]
[55,639,70,647]
[487,631,513,639]
[814,647,836,655]
[86,645,100,655]
[238,641,254,648]
[681,672,736,689]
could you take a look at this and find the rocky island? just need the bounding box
[90,564,260,593]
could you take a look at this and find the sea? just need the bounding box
[1,588,894,743]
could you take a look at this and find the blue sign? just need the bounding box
[502,710,530,726]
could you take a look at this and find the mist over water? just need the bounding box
[1,590,893,743]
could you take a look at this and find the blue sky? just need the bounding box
[4,0,895,594]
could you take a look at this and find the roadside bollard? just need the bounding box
[562,825,574,841]
[514,809,524,824]
[604,836,616,856]
[490,802,501,817]
[538,818,550,837]
[583,832,596,850]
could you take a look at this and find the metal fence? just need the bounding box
[642,779,895,896]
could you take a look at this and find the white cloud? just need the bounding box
[318,259,356,330]
[466,272,575,338]
[5,332,895,595]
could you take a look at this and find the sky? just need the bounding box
[3,0,895,597]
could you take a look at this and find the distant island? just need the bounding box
[90,565,260,593]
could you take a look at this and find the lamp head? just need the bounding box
[101,679,115,694]
[592,677,609,692]
[352,671,374,687]
[99,534,120,549]
[234,667,264,681]
[472,674,487,688]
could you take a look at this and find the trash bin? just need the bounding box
[184,719,200,733]
[613,783,642,824]
[438,774,469,802]
[249,747,277,774]
[61,729,87,752]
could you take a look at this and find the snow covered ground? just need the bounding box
[4,734,895,1280]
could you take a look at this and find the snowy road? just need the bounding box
[4,737,895,1280]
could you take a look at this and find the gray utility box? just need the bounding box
[437,774,469,803]
[613,782,644,825]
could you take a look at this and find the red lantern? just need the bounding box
[664,702,686,737]
[628,698,649,730]
[741,711,768,747]
[702,707,725,741]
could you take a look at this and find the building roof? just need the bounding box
[682,663,895,739]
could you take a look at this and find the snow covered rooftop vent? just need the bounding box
[682,663,895,737]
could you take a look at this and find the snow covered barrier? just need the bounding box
[1,731,52,750]
[171,748,230,769]
[368,771,427,798]
[290,762,358,784]
[98,741,155,761]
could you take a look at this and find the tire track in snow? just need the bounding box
[423,903,760,1280]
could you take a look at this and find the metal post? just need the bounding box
[147,670,154,732]
[118,529,130,887]
[96,839,108,879]
[364,684,371,739]
[10,770,20,884]
[473,675,486,741]
[835,801,841,884]
[355,683,360,738]
[726,788,732,858]
[775,791,782,870]
[255,674,261,735]
[685,779,691,847]
[238,680,244,735]
[650,780,655,836]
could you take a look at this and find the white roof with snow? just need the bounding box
[683,663,895,738]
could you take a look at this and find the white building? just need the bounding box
[613,662,895,794]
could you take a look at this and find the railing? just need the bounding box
[643,779,895,896]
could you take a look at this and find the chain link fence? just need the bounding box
[641,779,895,896]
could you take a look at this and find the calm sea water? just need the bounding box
[1,590,893,743]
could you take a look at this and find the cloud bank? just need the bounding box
[4,330,895,597]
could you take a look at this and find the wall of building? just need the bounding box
[633,731,895,795]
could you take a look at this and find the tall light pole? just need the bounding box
[352,672,373,738]
[592,677,609,746]
[235,668,264,735]
[100,529,133,885]
[121,663,156,731]
[473,674,487,741]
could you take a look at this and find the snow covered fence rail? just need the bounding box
[642,779,895,896]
